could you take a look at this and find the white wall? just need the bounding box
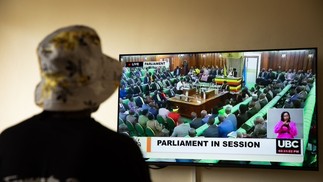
[1,0,322,181]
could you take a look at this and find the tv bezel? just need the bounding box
[117,47,319,171]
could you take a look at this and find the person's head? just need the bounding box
[200,110,207,118]
[252,95,258,102]
[254,116,265,125]
[248,101,255,109]
[223,81,227,85]
[218,114,226,123]
[119,107,126,113]
[281,111,291,122]
[148,102,155,108]
[35,25,122,112]
[207,117,215,126]
[177,117,184,125]
[239,104,248,114]
[225,106,232,115]
[141,109,148,116]
[296,86,303,93]
[259,93,266,100]
[253,124,267,138]
[191,112,197,119]
[147,113,154,120]
[188,128,197,137]
[292,99,302,108]
[119,123,129,133]
[129,109,135,116]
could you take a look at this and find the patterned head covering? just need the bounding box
[35,25,122,111]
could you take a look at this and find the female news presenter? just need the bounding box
[0,25,152,182]
[274,111,298,139]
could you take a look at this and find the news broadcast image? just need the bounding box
[117,49,317,170]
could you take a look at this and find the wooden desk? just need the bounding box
[167,92,229,118]
[182,88,196,96]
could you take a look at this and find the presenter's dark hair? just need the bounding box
[280,111,291,122]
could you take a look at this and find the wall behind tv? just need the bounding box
[0,0,322,181]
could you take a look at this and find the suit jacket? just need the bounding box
[258,71,267,78]
[133,85,142,96]
[233,71,238,77]
[126,87,134,96]
[266,72,276,80]
[174,67,181,76]
[221,84,230,91]
[259,99,268,108]
[149,82,161,91]
[237,112,249,129]
[255,101,262,111]
[127,78,135,85]
[215,68,222,76]
[163,80,172,87]
[143,76,150,84]
[190,118,204,129]
[277,72,285,82]
[226,114,237,130]
[168,88,176,97]
[218,120,234,138]
[266,92,273,101]
[247,107,258,118]
[202,125,219,137]
[152,93,166,103]
[135,96,145,107]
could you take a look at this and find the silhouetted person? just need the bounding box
[0,25,152,181]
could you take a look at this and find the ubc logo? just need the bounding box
[276,139,301,154]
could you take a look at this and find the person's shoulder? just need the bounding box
[90,120,139,148]
[0,112,43,136]
[194,118,202,122]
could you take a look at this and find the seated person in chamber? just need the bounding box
[167,107,181,126]
[146,113,169,137]
[171,117,191,137]
[244,116,267,138]
[200,110,210,124]
[119,85,127,99]
[218,114,235,138]
[152,90,167,108]
[188,128,197,137]
[224,106,237,130]
[176,78,184,94]
[202,117,219,138]
[236,104,249,129]
[189,112,204,129]
[220,80,230,92]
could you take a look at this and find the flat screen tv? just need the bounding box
[117,48,318,171]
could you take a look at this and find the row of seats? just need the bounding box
[120,117,156,137]
[123,68,157,78]
[280,81,316,167]
[236,84,292,135]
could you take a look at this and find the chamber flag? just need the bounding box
[242,59,247,85]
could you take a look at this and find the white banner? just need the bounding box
[133,137,303,163]
[143,61,169,69]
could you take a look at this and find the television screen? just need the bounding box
[117,48,318,170]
